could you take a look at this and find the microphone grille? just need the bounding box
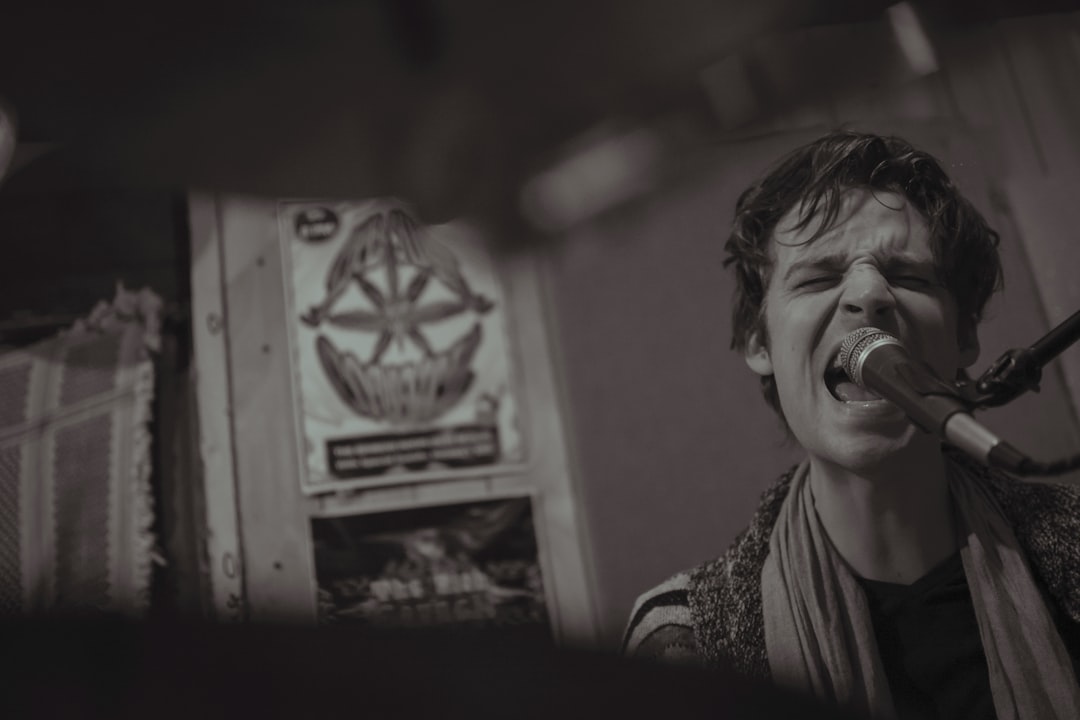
[838,327,901,387]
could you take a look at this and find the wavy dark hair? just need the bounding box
[723,131,1003,419]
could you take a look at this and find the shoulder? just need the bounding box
[950,447,1080,624]
[971,455,1080,548]
[623,464,801,674]
[688,466,796,677]
[621,570,701,666]
[983,466,1080,624]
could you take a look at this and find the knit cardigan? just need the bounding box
[623,452,1080,679]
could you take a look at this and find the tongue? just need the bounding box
[834,381,881,402]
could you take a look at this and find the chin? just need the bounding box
[803,421,926,475]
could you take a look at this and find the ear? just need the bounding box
[958,322,980,369]
[744,330,774,376]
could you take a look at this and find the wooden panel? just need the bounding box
[507,250,598,646]
[219,196,317,623]
[188,193,245,621]
[939,24,1045,179]
[1001,176,1080,450]
[997,15,1080,180]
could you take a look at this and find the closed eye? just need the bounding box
[890,275,934,290]
[795,276,839,290]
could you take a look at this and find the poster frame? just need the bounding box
[275,198,530,496]
[307,486,557,634]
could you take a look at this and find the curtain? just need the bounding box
[0,284,161,615]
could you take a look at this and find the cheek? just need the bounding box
[769,299,826,351]
[899,295,964,366]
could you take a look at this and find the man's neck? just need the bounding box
[808,442,958,585]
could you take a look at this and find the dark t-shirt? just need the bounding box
[857,552,1080,720]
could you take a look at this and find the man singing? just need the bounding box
[623,131,1080,719]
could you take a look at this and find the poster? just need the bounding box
[311,496,550,632]
[279,199,525,493]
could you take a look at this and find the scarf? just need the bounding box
[761,459,1080,719]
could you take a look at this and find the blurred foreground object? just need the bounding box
[2,2,1075,237]
[0,617,866,720]
[888,2,939,75]
[519,124,664,233]
[0,97,14,185]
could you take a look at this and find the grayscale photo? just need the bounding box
[0,1,1078,718]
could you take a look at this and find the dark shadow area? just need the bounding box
[0,616,866,719]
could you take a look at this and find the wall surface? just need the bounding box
[544,14,1080,648]
[0,189,184,335]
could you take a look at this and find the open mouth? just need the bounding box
[824,356,882,402]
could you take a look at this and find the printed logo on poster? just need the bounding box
[279,198,525,493]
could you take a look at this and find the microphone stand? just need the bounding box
[956,307,1080,476]
[967,307,1080,409]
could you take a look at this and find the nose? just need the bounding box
[839,266,896,321]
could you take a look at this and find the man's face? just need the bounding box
[744,188,979,473]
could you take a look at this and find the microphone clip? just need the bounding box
[970,347,1043,408]
[964,306,1080,409]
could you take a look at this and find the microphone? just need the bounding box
[838,327,1028,472]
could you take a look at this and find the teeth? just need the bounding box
[826,354,846,382]
[835,382,881,402]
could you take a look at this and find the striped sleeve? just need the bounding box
[621,571,702,667]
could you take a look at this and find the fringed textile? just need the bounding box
[0,284,161,615]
